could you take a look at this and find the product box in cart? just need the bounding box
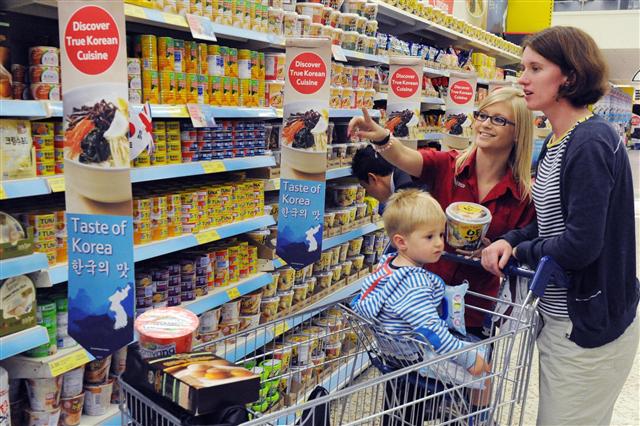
[123,346,260,416]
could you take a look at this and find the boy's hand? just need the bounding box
[456,344,491,376]
[467,354,491,376]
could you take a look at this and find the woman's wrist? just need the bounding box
[371,129,391,146]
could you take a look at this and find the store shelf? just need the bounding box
[323,221,383,251]
[82,405,120,426]
[224,277,365,362]
[146,104,279,119]
[0,177,53,199]
[424,67,450,78]
[326,166,353,180]
[374,0,520,66]
[0,253,49,280]
[0,99,62,118]
[130,155,275,183]
[0,345,95,379]
[0,326,49,360]
[342,49,389,65]
[373,93,445,105]
[183,272,272,315]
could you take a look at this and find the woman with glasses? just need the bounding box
[348,86,535,339]
[482,27,638,426]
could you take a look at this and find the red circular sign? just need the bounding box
[631,114,640,126]
[288,52,327,95]
[64,5,119,75]
[390,67,420,98]
[449,80,474,105]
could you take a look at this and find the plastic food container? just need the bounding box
[445,202,492,251]
[219,320,240,338]
[277,290,294,311]
[305,276,317,294]
[349,254,365,271]
[324,211,336,229]
[330,265,342,282]
[329,9,340,28]
[341,259,353,278]
[354,203,368,219]
[311,352,326,377]
[293,283,309,304]
[266,80,284,108]
[332,184,358,207]
[330,247,341,267]
[314,250,332,272]
[60,393,84,426]
[342,30,359,51]
[273,343,293,371]
[29,46,59,66]
[308,22,323,37]
[263,273,279,298]
[355,185,367,203]
[61,366,85,398]
[296,3,324,23]
[300,326,324,353]
[260,297,280,323]
[341,86,354,109]
[25,376,63,411]
[84,357,112,386]
[355,16,367,34]
[239,314,261,331]
[135,307,199,358]
[314,316,343,344]
[83,379,113,416]
[362,233,376,255]
[338,242,349,263]
[363,2,378,20]
[239,290,263,315]
[316,272,332,290]
[285,334,313,366]
[365,19,378,37]
[329,86,341,108]
[363,88,375,109]
[331,208,350,226]
[278,267,295,291]
[298,15,312,36]
[324,341,342,360]
[344,0,366,16]
[346,206,358,223]
[110,348,127,376]
[283,11,299,37]
[330,27,343,46]
[295,267,308,284]
[221,299,241,322]
[364,36,377,55]
[268,7,284,35]
[321,6,333,25]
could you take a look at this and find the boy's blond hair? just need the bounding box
[382,189,446,238]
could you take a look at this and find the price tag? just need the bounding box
[274,322,288,337]
[226,287,241,300]
[47,176,65,193]
[187,104,216,128]
[195,229,221,245]
[49,349,91,377]
[0,184,6,200]
[165,12,187,27]
[124,3,147,20]
[331,45,347,62]
[186,13,217,42]
[201,161,226,174]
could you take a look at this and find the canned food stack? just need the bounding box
[128,57,142,104]
[55,209,68,263]
[54,122,64,174]
[27,46,61,101]
[133,196,152,245]
[166,120,182,164]
[151,194,169,241]
[10,63,28,100]
[31,121,55,176]
[25,212,58,265]
[138,34,160,104]
[150,121,168,166]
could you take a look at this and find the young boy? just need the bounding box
[351,189,489,376]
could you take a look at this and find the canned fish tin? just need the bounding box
[159,71,176,104]
[30,83,60,100]
[29,66,60,84]
[127,57,142,75]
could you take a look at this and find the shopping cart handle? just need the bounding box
[440,252,534,279]
[527,256,570,298]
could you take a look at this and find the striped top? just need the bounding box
[532,134,571,317]
[351,254,466,355]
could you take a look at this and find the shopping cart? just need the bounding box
[119,253,567,426]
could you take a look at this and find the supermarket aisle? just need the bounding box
[522,148,640,426]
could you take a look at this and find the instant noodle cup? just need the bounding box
[362,233,375,254]
[363,88,375,109]
[344,0,366,15]
[330,264,342,282]
[329,86,341,108]
[266,80,284,108]
[331,62,343,86]
[339,13,359,32]
[285,334,313,365]
[324,211,336,228]
[341,259,353,278]
[265,53,286,81]
[83,356,112,386]
[221,299,241,322]
[324,341,342,360]
[445,202,492,251]
[331,27,343,46]
[198,307,221,334]
[354,202,368,219]
[341,30,359,51]
[354,87,365,108]
[308,22,324,37]
[219,320,240,338]
[316,271,332,290]
[283,11,298,36]
[239,313,261,331]
[355,16,366,33]
[330,246,341,266]
[340,86,354,109]
[260,296,280,322]
[332,184,358,207]
[61,366,85,398]
[332,208,350,226]
[298,15,312,36]
[59,393,84,426]
[83,379,113,416]
[349,254,365,271]
[135,307,199,358]
[263,272,279,298]
[364,36,377,54]
[315,250,332,272]
[278,267,295,291]
[292,282,309,303]
[240,289,263,315]
[296,2,324,23]
[363,2,378,19]
[277,290,294,311]
[321,6,333,24]
[294,267,307,284]
[25,376,62,411]
[338,242,350,262]
[268,7,284,35]
[365,19,378,37]
[273,343,293,371]
[346,206,357,222]
[25,407,61,425]
[314,316,341,344]
[305,276,317,294]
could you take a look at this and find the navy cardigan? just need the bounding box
[502,115,639,348]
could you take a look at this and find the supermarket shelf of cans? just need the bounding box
[0,253,49,280]
[0,326,49,361]
[0,99,62,118]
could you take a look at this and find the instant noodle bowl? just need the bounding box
[316,271,332,289]
[354,202,368,219]
[25,407,61,426]
[83,379,113,416]
[266,80,284,108]
[135,307,199,358]
[273,343,292,371]
[285,334,312,365]
[59,393,84,426]
[83,356,112,385]
[29,46,59,66]
[349,254,365,271]
[332,184,358,207]
[25,376,62,411]
[292,282,309,303]
[365,19,378,36]
[277,290,294,311]
[332,208,350,226]
[314,316,342,344]
[260,296,279,322]
[240,290,263,315]
[219,320,240,338]
[199,307,221,333]
[305,276,317,294]
[61,366,85,398]
[324,341,342,360]
[330,264,342,282]
[296,3,324,23]
[339,13,359,32]
[221,299,241,322]
[239,313,261,331]
[445,202,492,251]
[278,267,295,291]
[263,272,278,298]
[314,250,332,272]
[324,211,336,228]
[329,86,341,108]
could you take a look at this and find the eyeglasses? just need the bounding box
[473,111,516,127]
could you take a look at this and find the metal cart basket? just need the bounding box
[119,254,567,426]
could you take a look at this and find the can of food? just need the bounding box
[29,65,60,83]
[175,72,187,104]
[158,37,175,71]
[198,73,208,104]
[265,53,286,81]
[30,83,60,100]
[209,75,222,106]
[173,39,184,72]
[11,63,26,83]
[184,41,198,73]
[29,46,59,66]
[159,70,176,104]
[127,57,142,75]
[227,48,238,78]
[142,70,160,103]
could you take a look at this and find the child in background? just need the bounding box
[351,189,490,376]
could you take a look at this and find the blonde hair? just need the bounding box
[383,189,446,238]
[455,86,534,200]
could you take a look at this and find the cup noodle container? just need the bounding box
[111,346,128,376]
[83,379,113,416]
[296,3,324,23]
[0,367,8,426]
[84,356,112,386]
[25,407,61,426]
[61,365,85,398]
[445,202,492,251]
[59,393,84,426]
[25,376,62,411]
[135,307,199,359]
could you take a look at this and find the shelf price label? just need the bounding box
[331,45,347,62]
[47,177,65,193]
[0,184,6,200]
[195,229,221,245]
[273,179,281,190]
[186,13,217,42]
[187,104,216,128]
[274,322,288,337]
[49,349,91,377]
[201,161,226,174]
[226,287,241,300]
[124,3,147,20]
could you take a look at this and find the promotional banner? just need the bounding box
[443,72,477,150]
[59,1,134,359]
[276,38,331,270]
[386,57,423,141]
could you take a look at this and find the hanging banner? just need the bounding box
[386,57,423,142]
[443,72,477,150]
[59,1,134,359]
[276,38,331,270]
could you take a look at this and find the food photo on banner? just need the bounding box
[59,0,135,359]
[443,72,477,150]
[386,57,423,143]
[276,38,331,269]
